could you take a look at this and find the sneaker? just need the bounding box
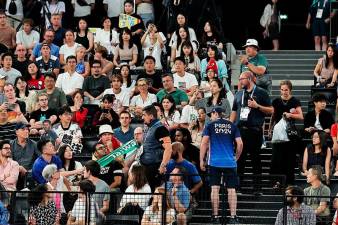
[228,216,240,224]
[211,215,221,224]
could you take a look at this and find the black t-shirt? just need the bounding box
[30,108,57,122]
[99,160,124,187]
[272,97,301,122]
[82,75,111,98]
[136,71,163,90]
[12,58,29,75]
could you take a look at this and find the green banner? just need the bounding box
[97,139,139,167]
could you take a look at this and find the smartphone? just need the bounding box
[7,103,16,111]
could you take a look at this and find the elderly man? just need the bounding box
[0,140,19,190]
[239,39,271,93]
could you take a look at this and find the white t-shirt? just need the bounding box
[71,0,94,17]
[103,0,124,18]
[42,1,66,27]
[119,184,152,210]
[142,32,166,69]
[6,0,23,16]
[94,29,119,54]
[59,42,82,60]
[130,93,157,108]
[102,88,130,112]
[122,80,136,94]
[16,30,40,49]
[163,110,180,127]
[71,197,97,225]
[137,2,153,14]
[180,105,198,124]
[173,72,198,90]
[169,27,197,47]
[55,71,84,95]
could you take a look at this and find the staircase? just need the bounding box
[190,50,327,225]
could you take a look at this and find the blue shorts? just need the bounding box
[208,166,238,188]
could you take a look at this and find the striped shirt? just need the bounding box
[275,204,316,225]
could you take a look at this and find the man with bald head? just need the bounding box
[230,71,273,194]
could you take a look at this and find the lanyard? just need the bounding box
[241,85,256,106]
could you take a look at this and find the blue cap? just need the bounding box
[207,107,225,116]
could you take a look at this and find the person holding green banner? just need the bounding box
[141,105,172,191]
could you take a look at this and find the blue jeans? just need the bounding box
[139,13,154,27]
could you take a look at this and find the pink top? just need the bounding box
[0,159,19,191]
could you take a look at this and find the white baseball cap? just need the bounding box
[99,124,114,135]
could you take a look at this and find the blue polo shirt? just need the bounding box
[32,43,60,58]
[32,155,62,184]
[113,127,135,144]
[167,159,201,189]
[202,118,241,168]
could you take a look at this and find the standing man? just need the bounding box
[230,71,273,193]
[141,105,172,191]
[275,185,316,225]
[239,39,271,93]
[200,107,243,224]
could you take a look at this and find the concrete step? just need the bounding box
[269,65,314,70]
[265,54,322,60]
[191,214,277,224]
[260,50,324,55]
[194,208,279,217]
[268,69,313,74]
[267,59,318,64]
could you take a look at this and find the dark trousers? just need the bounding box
[143,163,163,192]
[237,127,263,175]
[271,141,296,185]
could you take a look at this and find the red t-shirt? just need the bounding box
[72,107,88,128]
[27,76,45,90]
[331,123,338,139]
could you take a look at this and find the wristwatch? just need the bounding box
[160,163,167,168]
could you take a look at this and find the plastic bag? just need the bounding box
[272,117,289,142]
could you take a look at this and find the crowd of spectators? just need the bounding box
[0,0,337,224]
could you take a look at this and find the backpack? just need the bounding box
[8,0,17,15]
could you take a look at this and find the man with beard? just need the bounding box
[275,185,316,225]
[141,105,172,191]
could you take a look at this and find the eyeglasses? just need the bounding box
[39,98,48,101]
[238,78,249,81]
[138,83,147,86]
[2,147,10,150]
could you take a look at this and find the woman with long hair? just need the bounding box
[120,64,136,95]
[200,45,229,91]
[25,61,45,91]
[14,76,37,113]
[113,28,138,67]
[195,78,231,120]
[302,131,331,184]
[118,164,151,221]
[176,40,200,77]
[171,26,198,64]
[174,128,200,166]
[58,144,83,184]
[141,187,176,225]
[59,30,82,66]
[260,0,280,50]
[160,95,180,131]
[190,107,207,148]
[28,184,58,225]
[169,13,197,49]
[94,17,119,56]
[314,44,338,87]
[74,18,94,53]
[199,20,224,58]
[70,90,88,128]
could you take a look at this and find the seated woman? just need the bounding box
[94,45,114,78]
[25,61,45,90]
[130,78,157,121]
[14,76,37,114]
[28,184,58,225]
[141,23,166,70]
[199,20,225,59]
[59,30,82,67]
[74,18,94,54]
[200,45,229,91]
[58,144,83,185]
[70,91,88,129]
[94,17,119,57]
[304,93,334,137]
[93,94,120,129]
[141,187,176,225]
[160,95,181,131]
[313,43,338,87]
[113,28,138,68]
[172,41,200,78]
[120,64,136,95]
[118,164,151,220]
[75,45,90,78]
[302,131,331,184]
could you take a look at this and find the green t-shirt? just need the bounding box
[156,88,189,106]
[240,53,268,75]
